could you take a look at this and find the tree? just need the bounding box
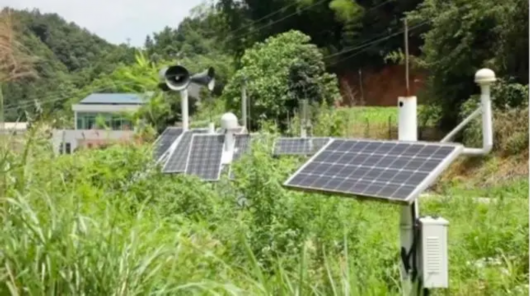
[221,30,340,130]
[0,9,36,127]
[1,8,136,122]
[408,0,529,130]
[0,10,35,83]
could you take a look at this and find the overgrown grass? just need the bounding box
[336,107,397,125]
[0,131,527,295]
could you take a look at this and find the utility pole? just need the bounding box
[358,68,365,105]
[404,18,410,96]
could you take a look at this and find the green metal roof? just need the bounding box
[79,93,149,105]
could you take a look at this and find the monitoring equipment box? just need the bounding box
[419,216,449,288]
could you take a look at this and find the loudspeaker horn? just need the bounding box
[159,65,190,91]
[190,67,216,91]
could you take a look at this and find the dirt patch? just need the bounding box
[338,64,427,106]
[439,150,529,188]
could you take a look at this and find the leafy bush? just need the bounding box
[222,30,340,131]
[408,0,529,130]
[0,132,527,295]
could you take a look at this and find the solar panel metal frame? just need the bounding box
[283,138,463,204]
[272,137,331,156]
[153,127,183,161]
[162,128,207,173]
[184,134,224,181]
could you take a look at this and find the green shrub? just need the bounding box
[221,30,340,132]
[0,133,527,295]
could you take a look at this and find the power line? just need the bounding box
[223,0,301,37]
[225,0,394,46]
[324,20,428,62]
[223,0,327,45]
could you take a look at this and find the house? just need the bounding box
[52,93,149,154]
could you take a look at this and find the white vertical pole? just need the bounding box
[398,95,419,296]
[241,81,247,129]
[462,69,496,156]
[180,89,189,131]
[476,69,495,154]
[224,131,235,152]
[300,99,308,138]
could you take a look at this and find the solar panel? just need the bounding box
[185,134,224,181]
[162,129,207,173]
[233,134,253,161]
[229,134,254,179]
[153,127,183,160]
[273,137,331,156]
[284,139,462,204]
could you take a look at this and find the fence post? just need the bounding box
[388,115,392,139]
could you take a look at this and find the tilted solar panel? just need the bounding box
[273,137,331,156]
[284,139,462,204]
[162,128,207,173]
[153,127,183,161]
[185,134,224,181]
[229,134,254,179]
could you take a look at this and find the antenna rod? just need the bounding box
[404,18,410,96]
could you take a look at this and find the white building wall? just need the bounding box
[52,129,136,154]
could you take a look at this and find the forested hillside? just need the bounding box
[3,0,528,132]
[2,9,136,121]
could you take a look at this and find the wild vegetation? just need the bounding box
[0,126,527,295]
[0,0,528,294]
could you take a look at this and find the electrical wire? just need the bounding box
[323,20,429,61]
[223,0,327,45]
[225,0,395,47]
[326,20,428,68]
[222,0,301,38]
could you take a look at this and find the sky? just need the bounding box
[1,0,207,47]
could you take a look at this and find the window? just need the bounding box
[76,112,134,131]
[111,115,120,130]
[59,142,71,154]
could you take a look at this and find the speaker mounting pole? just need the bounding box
[158,65,216,130]
[180,89,189,131]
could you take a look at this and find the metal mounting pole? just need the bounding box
[398,95,420,296]
[180,89,189,131]
[300,99,308,138]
